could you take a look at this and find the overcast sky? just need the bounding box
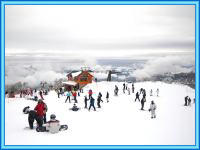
[5,5,195,58]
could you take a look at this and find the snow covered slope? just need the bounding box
[5,81,195,145]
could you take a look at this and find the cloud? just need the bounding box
[132,55,195,79]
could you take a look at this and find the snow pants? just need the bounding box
[65,96,71,103]
[89,105,96,111]
[151,110,156,118]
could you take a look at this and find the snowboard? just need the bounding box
[36,125,68,132]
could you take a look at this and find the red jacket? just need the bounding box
[73,92,77,97]
[34,103,45,117]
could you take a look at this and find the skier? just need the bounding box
[156,88,159,97]
[89,96,96,111]
[150,89,153,96]
[132,83,134,93]
[39,90,44,100]
[65,91,71,103]
[149,101,157,119]
[84,95,88,109]
[184,96,188,106]
[97,92,103,108]
[141,97,146,110]
[106,92,109,103]
[88,89,93,99]
[135,92,140,102]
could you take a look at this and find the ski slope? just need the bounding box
[5,81,195,145]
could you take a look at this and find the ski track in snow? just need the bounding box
[5,81,195,145]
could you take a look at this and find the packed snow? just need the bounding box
[5,81,195,145]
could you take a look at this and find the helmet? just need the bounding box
[50,114,56,119]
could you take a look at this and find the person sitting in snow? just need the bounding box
[45,114,60,134]
[71,103,80,111]
[149,101,157,119]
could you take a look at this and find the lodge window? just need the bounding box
[80,77,88,82]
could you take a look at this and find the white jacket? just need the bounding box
[46,119,60,134]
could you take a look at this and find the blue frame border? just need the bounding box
[0,1,199,149]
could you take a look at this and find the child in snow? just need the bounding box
[149,101,157,119]
[45,114,60,134]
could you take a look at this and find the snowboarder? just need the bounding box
[156,88,159,97]
[106,92,109,103]
[135,92,140,102]
[97,92,103,108]
[184,96,188,106]
[23,106,42,129]
[150,89,153,96]
[45,114,60,133]
[84,95,88,109]
[88,89,93,99]
[36,114,68,133]
[149,101,157,119]
[89,96,96,111]
[132,83,134,93]
[65,91,71,103]
[141,97,146,110]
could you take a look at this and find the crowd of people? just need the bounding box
[19,81,195,134]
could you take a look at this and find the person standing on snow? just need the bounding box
[39,90,44,100]
[135,92,140,102]
[184,96,188,106]
[97,92,103,108]
[156,88,159,97]
[88,89,93,99]
[149,101,157,119]
[34,100,45,127]
[84,95,88,109]
[188,97,192,106]
[123,83,126,93]
[114,85,119,96]
[106,92,109,103]
[150,89,153,96]
[33,89,38,101]
[65,91,71,103]
[73,91,77,103]
[132,83,135,93]
[141,97,146,110]
[89,96,96,111]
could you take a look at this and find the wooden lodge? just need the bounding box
[64,68,93,91]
